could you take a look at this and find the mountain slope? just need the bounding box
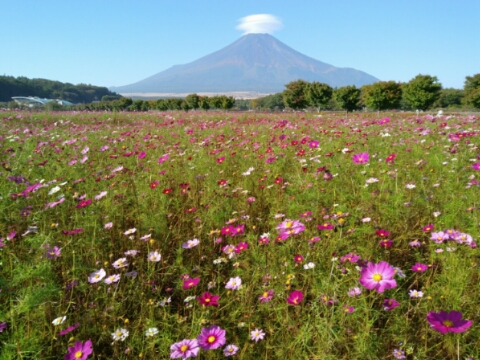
[111,34,379,93]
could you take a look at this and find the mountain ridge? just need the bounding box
[110,33,379,94]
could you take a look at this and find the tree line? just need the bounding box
[275,74,480,112]
[0,75,122,104]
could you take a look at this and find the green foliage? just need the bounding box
[433,88,464,108]
[283,79,309,110]
[463,74,480,109]
[252,93,285,111]
[306,82,333,111]
[185,93,200,110]
[362,81,402,110]
[199,96,210,111]
[0,75,121,103]
[403,74,442,110]
[333,85,361,112]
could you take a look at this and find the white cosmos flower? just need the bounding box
[52,316,66,326]
[111,328,129,341]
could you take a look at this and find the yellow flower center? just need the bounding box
[285,222,292,228]
[263,292,269,297]
[75,351,83,359]
[443,320,454,328]
[372,273,383,282]
[208,335,216,343]
[205,298,210,302]
[180,345,188,352]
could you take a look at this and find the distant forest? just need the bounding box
[0,76,121,103]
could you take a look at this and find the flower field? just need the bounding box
[0,110,479,359]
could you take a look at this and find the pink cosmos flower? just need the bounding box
[170,339,199,359]
[183,278,200,289]
[259,289,274,303]
[471,163,480,171]
[427,311,472,334]
[411,263,429,273]
[383,298,400,311]
[196,292,219,307]
[63,339,93,360]
[138,151,146,159]
[225,277,242,290]
[352,152,369,164]
[359,261,397,293]
[197,325,226,350]
[286,290,304,305]
[158,154,169,164]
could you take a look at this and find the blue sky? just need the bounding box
[2,0,479,90]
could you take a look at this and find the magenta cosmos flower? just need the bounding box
[352,152,369,164]
[359,261,397,293]
[197,325,226,350]
[64,339,93,360]
[170,339,199,359]
[427,311,472,334]
[197,292,219,307]
[287,290,304,305]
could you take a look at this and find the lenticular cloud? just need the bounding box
[236,14,283,35]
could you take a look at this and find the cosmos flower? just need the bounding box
[426,311,472,334]
[182,239,200,249]
[225,277,242,290]
[383,299,400,311]
[104,274,121,284]
[223,344,239,357]
[145,327,159,337]
[197,325,226,350]
[352,152,369,164]
[286,290,304,305]
[409,289,424,298]
[45,246,61,259]
[392,349,406,359]
[359,261,397,293]
[112,257,129,269]
[170,339,199,359]
[63,339,93,360]
[411,263,429,273]
[111,328,129,342]
[196,292,219,307]
[259,289,274,303]
[52,316,66,326]
[250,328,265,342]
[147,251,161,262]
[183,278,200,289]
[88,269,106,284]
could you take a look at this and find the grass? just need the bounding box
[0,109,479,359]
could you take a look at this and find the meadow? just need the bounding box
[0,109,479,359]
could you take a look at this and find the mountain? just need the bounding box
[110,33,379,94]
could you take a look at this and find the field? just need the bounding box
[0,110,479,359]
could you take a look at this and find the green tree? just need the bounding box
[118,97,133,110]
[282,80,309,110]
[306,82,333,111]
[185,93,200,110]
[333,85,361,113]
[180,100,191,112]
[433,88,464,109]
[208,96,223,109]
[220,95,235,111]
[131,99,144,111]
[403,74,442,110]
[463,74,480,109]
[199,96,210,111]
[362,81,402,111]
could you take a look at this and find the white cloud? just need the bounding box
[236,14,283,35]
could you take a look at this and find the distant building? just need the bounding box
[12,96,74,107]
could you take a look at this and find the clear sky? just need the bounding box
[1,0,479,90]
